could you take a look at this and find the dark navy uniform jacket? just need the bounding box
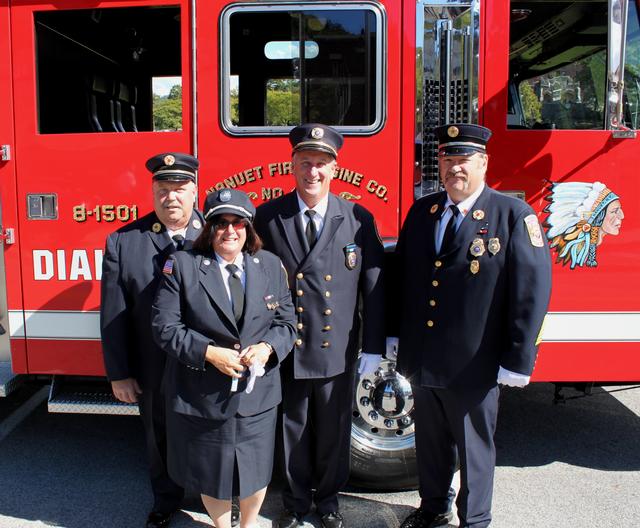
[393,186,552,390]
[254,192,385,379]
[100,210,204,391]
[151,248,296,420]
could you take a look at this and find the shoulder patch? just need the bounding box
[162,257,175,275]
[524,214,544,247]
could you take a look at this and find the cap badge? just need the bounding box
[220,189,232,202]
[472,210,485,220]
[311,127,324,139]
[469,238,486,257]
[447,126,460,138]
[470,260,480,274]
[430,204,439,214]
[163,155,175,166]
[152,222,162,233]
[488,238,501,255]
[193,219,202,230]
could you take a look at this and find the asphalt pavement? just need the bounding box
[0,382,638,527]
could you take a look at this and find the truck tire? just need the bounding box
[349,358,418,490]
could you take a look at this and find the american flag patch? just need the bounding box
[162,258,174,275]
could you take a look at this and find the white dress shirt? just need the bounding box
[297,193,329,242]
[214,252,245,305]
[435,182,485,253]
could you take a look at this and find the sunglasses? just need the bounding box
[214,218,249,231]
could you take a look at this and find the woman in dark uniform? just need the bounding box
[152,189,296,528]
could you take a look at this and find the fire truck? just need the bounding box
[0,0,638,488]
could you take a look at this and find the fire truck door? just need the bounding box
[415,1,481,198]
[9,0,193,375]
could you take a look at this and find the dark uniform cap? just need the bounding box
[146,152,199,182]
[203,189,256,222]
[289,123,344,158]
[435,124,492,156]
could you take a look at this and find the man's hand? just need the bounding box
[240,343,272,367]
[205,345,245,378]
[111,378,142,403]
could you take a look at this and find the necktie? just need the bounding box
[172,234,185,250]
[226,264,244,323]
[305,210,318,250]
[439,205,459,255]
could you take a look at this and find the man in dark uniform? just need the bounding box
[101,152,204,528]
[393,124,552,528]
[254,124,385,528]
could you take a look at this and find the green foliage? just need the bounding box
[520,82,541,126]
[266,79,300,125]
[153,85,182,131]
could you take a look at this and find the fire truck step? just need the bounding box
[0,361,23,397]
[47,376,139,415]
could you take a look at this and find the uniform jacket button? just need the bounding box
[434,260,442,268]
[429,300,436,306]
[324,308,332,315]
[297,323,304,330]
[297,306,304,313]
[324,275,332,281]
[323,325,332,331]
[321,341,330,348]
[233,343,241,350]
[296,272,304,279]
[426,320,434,327]
[432,280,439,287]
[295,338,303,346]
[297,289,304,297]
[325,291,331,297]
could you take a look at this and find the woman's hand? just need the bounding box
[205,345,245,378]
[239,342,272,367]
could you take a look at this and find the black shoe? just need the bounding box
[400,508,453,528]
[231,498,240,527]
[272,510,304,528]
[146,510,173,528]
[320,511,345,528]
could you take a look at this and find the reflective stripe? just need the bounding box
[542,312,640,342]
[8,310,100,340]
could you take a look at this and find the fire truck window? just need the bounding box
[508,1,608,130]
[622,1,640,129]
[222,5,383,134]
[34,6,182,134]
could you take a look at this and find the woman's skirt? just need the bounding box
[167,406,277,500]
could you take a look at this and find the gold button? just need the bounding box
[426,320,434,327]
[295,338,303,346]
[325,291,331,298]
[233,343,241,350]
[297,306,304,313]
[297,290,304,297]
[432,280,439,287]
[435,260,442,268]
[296,272,304,280]
[429,300,436,307]
[324,308,332,316]
[297,323,304,330]
[321,341,330,348]
[323,325,332,331]
[325,275,332,281]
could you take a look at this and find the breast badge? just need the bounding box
[488,238,501,255]
[524,214,544,247]
[152,222,162,233]
[430,204,439,214]
[344,243,358,270]
[469,238,486,257]
[193,219,202,230]
[470,260,480,274]
[264,294,279,310]
[472,209,485,221]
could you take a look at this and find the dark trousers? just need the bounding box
[412,385,499,528]
[280,371,353,515]
[138,389,184,514]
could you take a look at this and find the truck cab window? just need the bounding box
[35,6,182,134]
[507,1,640,130]
[221,3,384,135]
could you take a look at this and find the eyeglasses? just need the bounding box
[214,218,249,231]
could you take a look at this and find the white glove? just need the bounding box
[497,366,530,388]
[386,337,399,360]
[358,353,382,375]
[245,362,266,394]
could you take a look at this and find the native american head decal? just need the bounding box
[544,182,624,269]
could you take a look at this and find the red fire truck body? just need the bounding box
[0,0,638,485]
